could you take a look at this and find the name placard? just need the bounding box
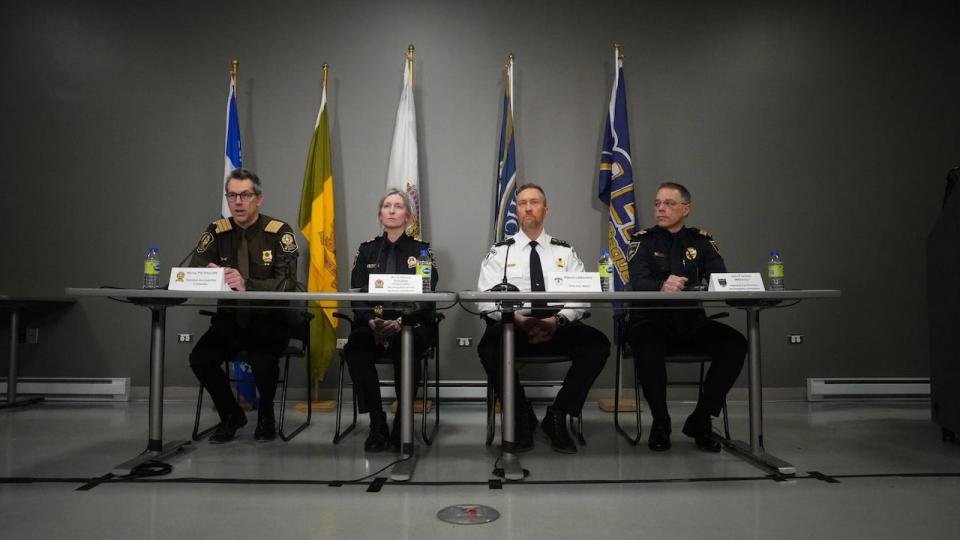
[708,272,766,292]
[168,267,231,291]
[368,274,423,294]
[546,272,602,292]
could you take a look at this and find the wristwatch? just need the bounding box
[555,313,569,327]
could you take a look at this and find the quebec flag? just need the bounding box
[598,50,637,291]
[222,76,242,218]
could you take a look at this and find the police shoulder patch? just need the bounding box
[550,237,571,248]
[627,241,641,262]
[427,246,439,270]
[196,231,214,254]
[280,232,298,253]
[213,218,232,234]
[264,219,285,234]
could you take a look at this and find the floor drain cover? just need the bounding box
[437,504,500,525]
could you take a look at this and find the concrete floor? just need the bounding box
[2,399,959,539]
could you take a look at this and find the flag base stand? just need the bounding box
[597,399,642,413]
[294,400,337,413]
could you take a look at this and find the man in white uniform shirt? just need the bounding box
[477,183,610,454]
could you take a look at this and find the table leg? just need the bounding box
[499,311,524,480]
[390,321,417,481]
[112,304,189,475]
[723,307,795,475]
[1,308,43,410]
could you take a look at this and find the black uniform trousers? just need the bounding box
[189,314,290,422]
[343,324,433,414]
[626,318,746,423]
[478,320,610,418]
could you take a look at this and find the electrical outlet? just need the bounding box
[178,333,193,343]
[336,338,348,350]
[456,337,472,347]
[788,334,803,344]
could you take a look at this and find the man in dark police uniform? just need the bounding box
[626,182,746,452]
[189,168,300,444]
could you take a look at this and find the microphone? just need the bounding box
[487,237,519,292]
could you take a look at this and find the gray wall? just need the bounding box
[3,0,959,392]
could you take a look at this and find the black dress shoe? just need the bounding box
[682,413,721,453]
[254,409,276,442]
[648,421,672,452]
[541,406,577,454]
[209,410,247,444]
[364,411,390,452]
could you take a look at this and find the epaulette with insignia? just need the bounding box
[213,218,232,234]
[264,219,285,234]
[361,237,380,245]
[494,239,512,247]
[696,228,713,239]
[550,238,571,248]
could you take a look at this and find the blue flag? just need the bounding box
[494,58,518,242]
[222,67,257,409]
[598,51,637,292]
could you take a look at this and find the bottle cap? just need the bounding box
[150,245,160,252]
[419,248,428,256]
[602,249,610,255]
[770,249,780,257]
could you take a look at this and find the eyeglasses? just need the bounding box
[652,199,687,209]
[225,191,258,202]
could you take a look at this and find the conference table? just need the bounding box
[459,289,841,478]
[1,295,76,409]
[65,288,455,480]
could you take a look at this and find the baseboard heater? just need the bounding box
[0,377,130,402]
[806,377,930,401]
[376,379,561,400]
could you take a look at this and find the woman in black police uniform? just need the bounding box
[344,188,438,452]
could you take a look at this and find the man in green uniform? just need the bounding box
[189,168,299,443]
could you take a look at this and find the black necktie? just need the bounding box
[529,240,548,317]
[236,232,251,327]
[385,241,397,274]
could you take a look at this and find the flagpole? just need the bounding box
[407,44,415,85]
[230,59,239,85]
[322,62,328,91]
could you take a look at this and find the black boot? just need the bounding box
[682,411,721,453]
[364,410,390,452]
[648,416,672,452]
[541,406,577,454]
[390,412,402,452]
[209,409,247,444]
[512,406,537,453]
[254,406,276,442]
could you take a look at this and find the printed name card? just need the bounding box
[546,272,602,292]
[168,267,231,291]
[368,274,423,294]
[708,272,766,292]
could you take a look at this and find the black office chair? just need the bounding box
[482,314,587,447]
[331,312,442,446]
[192,309,313,442]
[613,313,731,446]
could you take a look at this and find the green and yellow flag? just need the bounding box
[298,64,338,380]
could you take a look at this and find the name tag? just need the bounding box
[708,272,765,292]
[546,272,601,292]
[168,267,231,291]
[368,274,423,294]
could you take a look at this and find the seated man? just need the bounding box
[477,182,610,454]
[189,168,300,444]
[625,181,746,452]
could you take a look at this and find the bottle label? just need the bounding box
[144,261,161,275]
[417,264,431,277]
[599,264,613,278]
[767,264,783,278]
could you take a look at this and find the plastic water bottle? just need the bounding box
[416,248,432,293]
[598,249,613,292]
[143,246,161,289]
[767,249,785,291]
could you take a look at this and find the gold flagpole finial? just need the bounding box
[506,53,514,70]
[230,59,239,82]
[407,44,415,85]
[322,63,329,90]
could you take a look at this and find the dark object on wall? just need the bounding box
[928,166,960,442]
